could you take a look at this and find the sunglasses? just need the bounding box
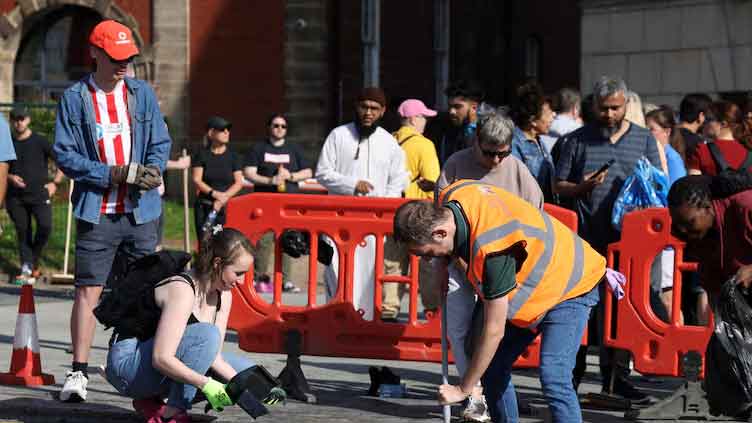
[271,124,287,129]
[109,56,134,66]
[480,148,511,160]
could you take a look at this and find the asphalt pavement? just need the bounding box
[0,286,721,422]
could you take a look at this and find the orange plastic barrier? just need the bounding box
[225,194,583,365]
[603,208,711,378]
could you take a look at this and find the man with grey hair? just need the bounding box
[555,75,661,402]
[436,111,543,422]
[540,87,582,154]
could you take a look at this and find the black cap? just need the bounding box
[9,107,29,120]
[207,116,232,131]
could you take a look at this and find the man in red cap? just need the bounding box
[53,20,170,403]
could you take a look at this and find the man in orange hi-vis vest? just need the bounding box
[394,180,616,423]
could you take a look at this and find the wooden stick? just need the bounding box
[182,148,191,258]
[62,180,74,274]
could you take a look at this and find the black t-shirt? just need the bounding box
[8,133,54,201]
[191,147,243,200]
[245,139,310,193]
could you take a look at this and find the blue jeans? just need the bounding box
[105,322,255,411]
[481,285,600,423]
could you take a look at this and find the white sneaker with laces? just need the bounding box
[60,370,88,402]
[462,395,491,422]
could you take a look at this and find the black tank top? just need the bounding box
[114,273,221,341]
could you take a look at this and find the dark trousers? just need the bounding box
[6,196,52,268]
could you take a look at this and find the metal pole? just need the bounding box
[361,0,381,87]
[441,287,451,423]
[434,0,450,110]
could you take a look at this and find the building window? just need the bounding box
[14,6,101,103]
[524,36,541,80]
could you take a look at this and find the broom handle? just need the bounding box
[181,149,190,258]
[62,180,74,274]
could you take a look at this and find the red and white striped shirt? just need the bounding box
[88,77,133,214]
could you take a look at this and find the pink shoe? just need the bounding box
[255,281,273,293]
[133,397,165,419]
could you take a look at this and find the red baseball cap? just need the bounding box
[89,20,139,61]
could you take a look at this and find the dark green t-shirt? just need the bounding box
[446,202,517,300]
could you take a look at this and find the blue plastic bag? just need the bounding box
[611,156,668,231]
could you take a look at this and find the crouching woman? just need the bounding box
[105,228,260,422]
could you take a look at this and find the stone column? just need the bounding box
[152,0,190,149]
[285,0,331,162]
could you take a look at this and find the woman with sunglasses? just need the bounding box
[243,114,312,293]
[510,81,557,203]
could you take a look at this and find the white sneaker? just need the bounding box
[462,395,491,422]
[60,370,88,402]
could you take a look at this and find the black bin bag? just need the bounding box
[706,278,752,417]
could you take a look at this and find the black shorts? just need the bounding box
[74,214,158,286]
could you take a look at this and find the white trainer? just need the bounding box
[60,370,88,402]
[462,394,491,422]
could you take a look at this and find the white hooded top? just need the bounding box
[316,122,409,198]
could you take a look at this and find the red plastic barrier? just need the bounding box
[604,208,711,378]
[226,193,444,362]
[225,194,584,366]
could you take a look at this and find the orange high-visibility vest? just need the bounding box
[438,180,605,328]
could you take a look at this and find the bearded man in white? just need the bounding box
[316,87,409,320]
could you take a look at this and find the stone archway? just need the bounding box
[0,0,152,103]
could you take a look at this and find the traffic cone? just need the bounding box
[0,284,55,385]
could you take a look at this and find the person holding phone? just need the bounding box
[555,76,662,401]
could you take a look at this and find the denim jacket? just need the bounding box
[511,126,556,203]
[53,77,171,224]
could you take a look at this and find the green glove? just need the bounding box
[201,378,233,411]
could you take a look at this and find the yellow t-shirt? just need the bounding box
[393,126,440,200]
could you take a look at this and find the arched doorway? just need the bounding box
[14,5,102,103]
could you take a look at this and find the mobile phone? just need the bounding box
[589,159,615,180]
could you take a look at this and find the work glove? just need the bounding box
[262,387,287,406]
[110,163,162,190]
[201,378,234,412]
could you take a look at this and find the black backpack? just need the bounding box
[707,142,752,177]
[94,250,192,339]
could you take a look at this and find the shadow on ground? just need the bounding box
[0,397,217,422]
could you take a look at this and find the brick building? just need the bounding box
[0,0,580,162]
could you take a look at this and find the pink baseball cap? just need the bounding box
[398,99,438,118]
